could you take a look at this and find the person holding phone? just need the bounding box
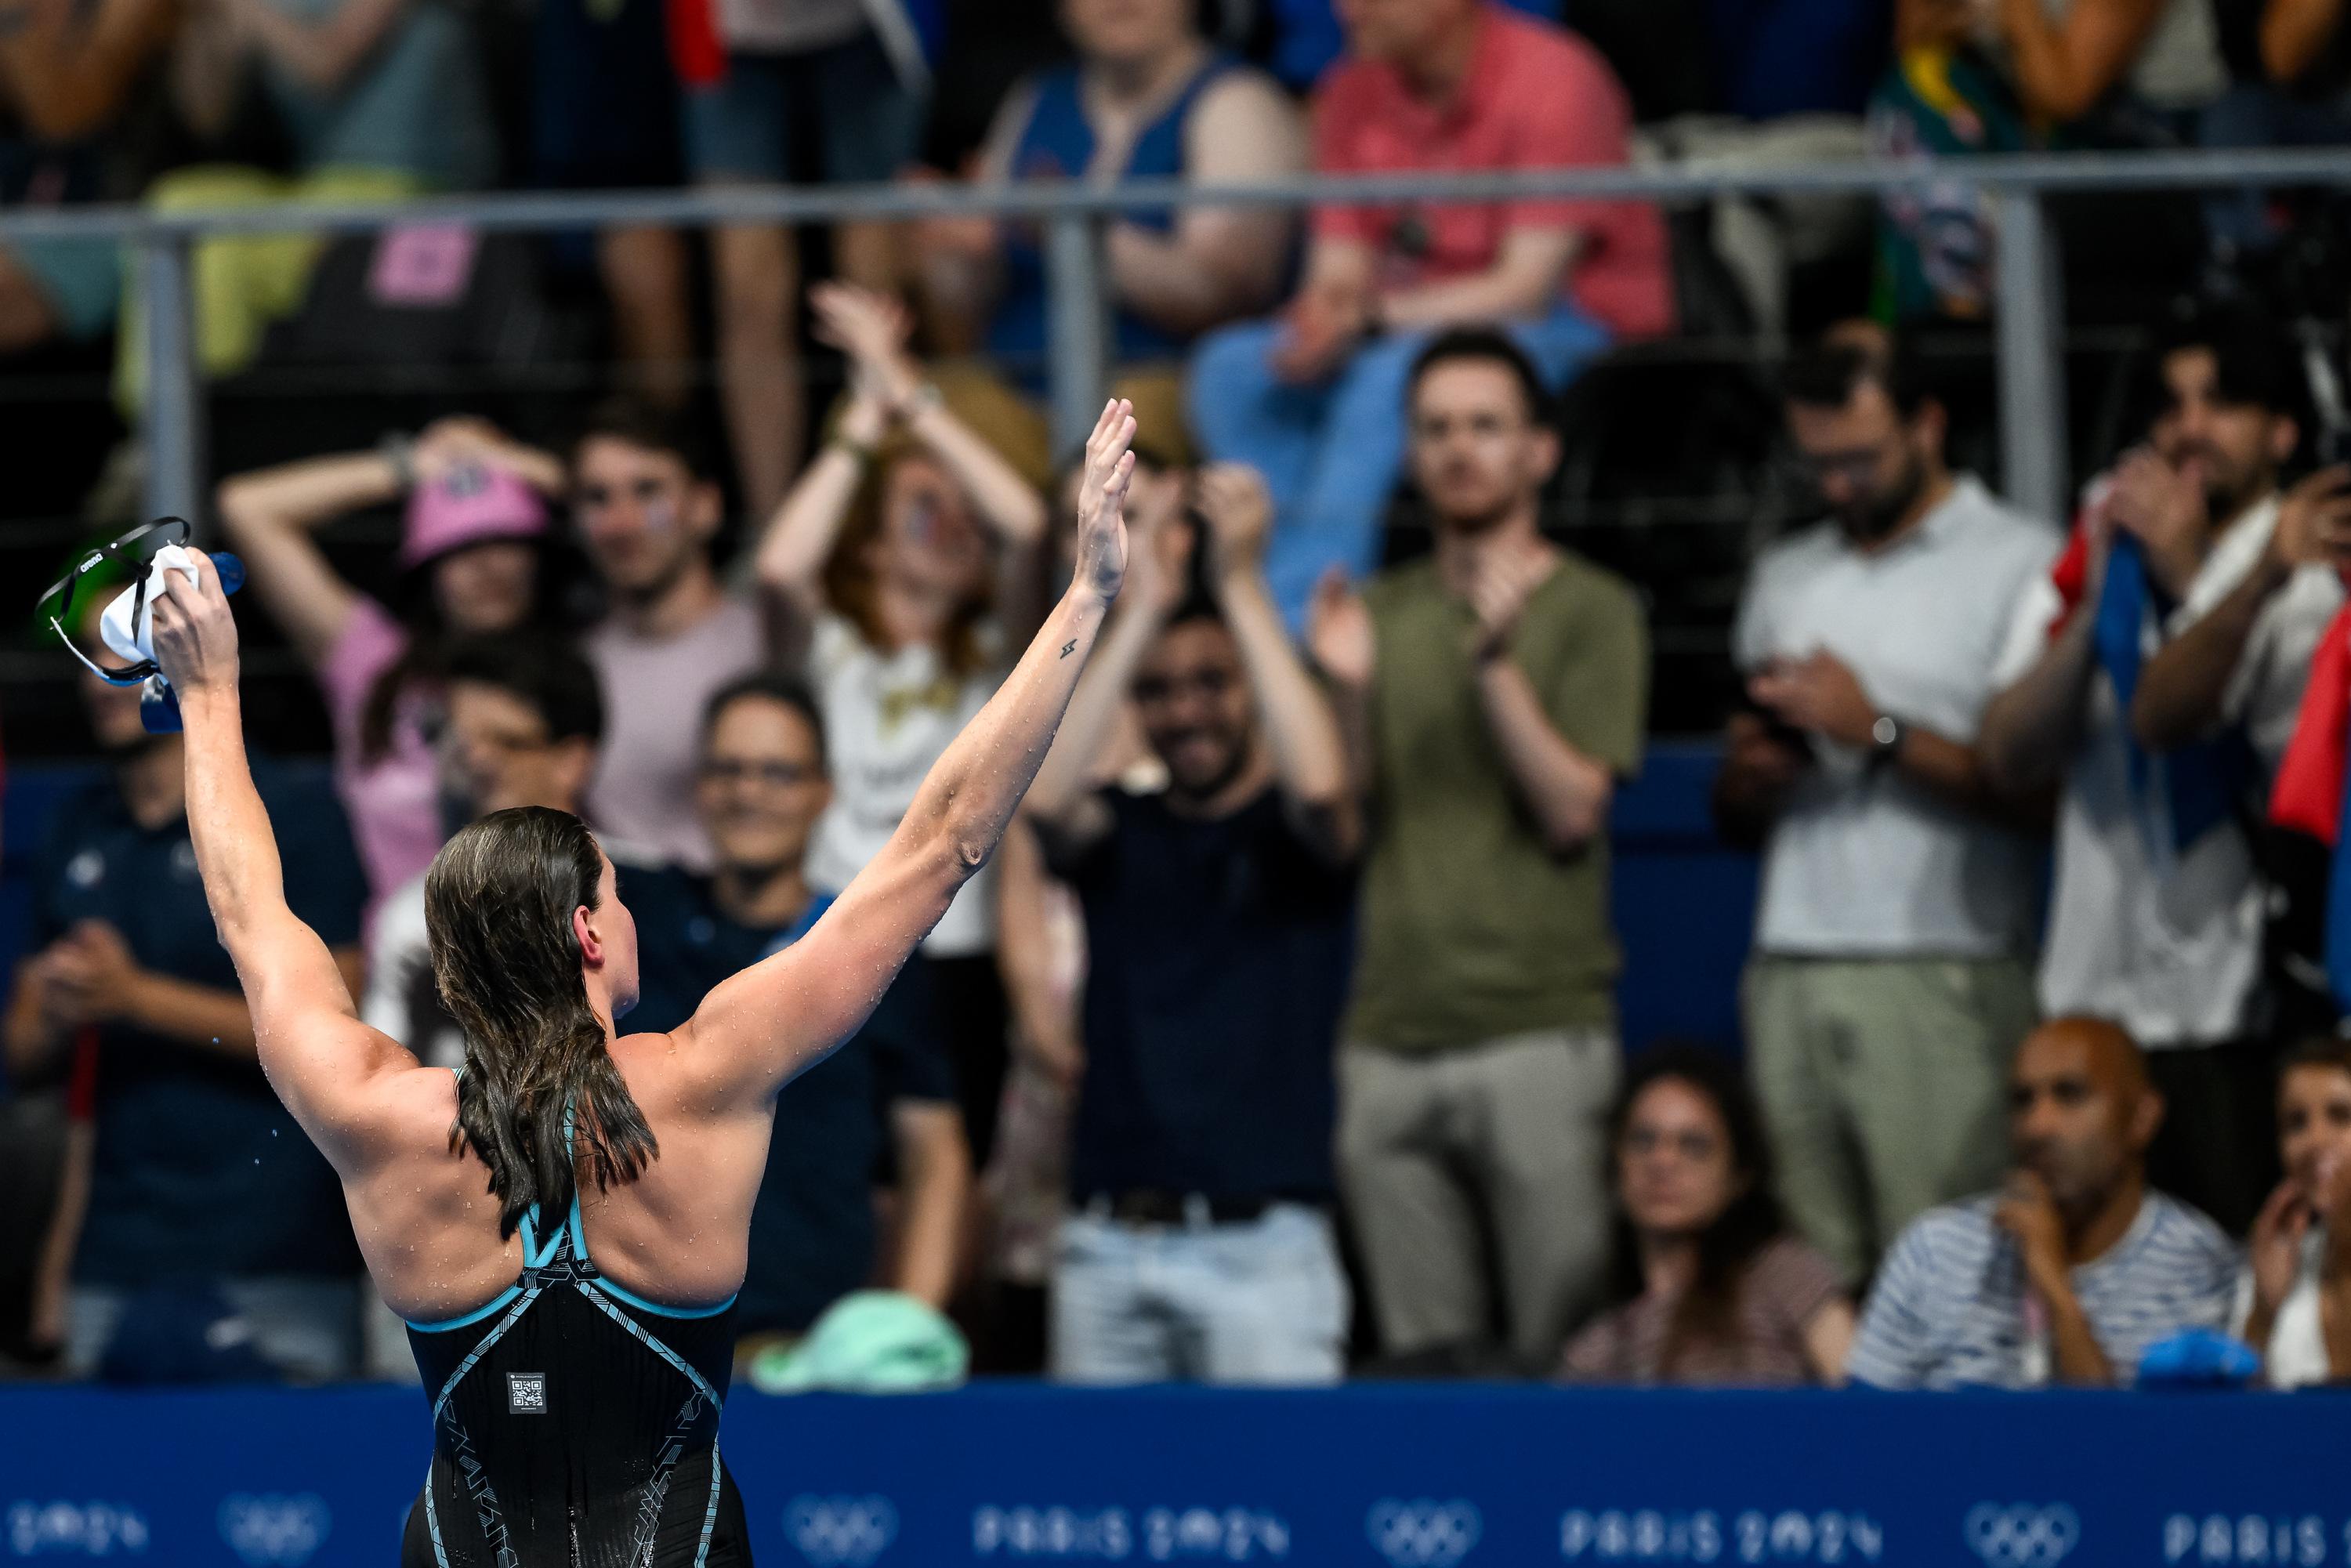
[1718,323,2057,1291]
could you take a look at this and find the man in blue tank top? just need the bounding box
[916,0,1304,469]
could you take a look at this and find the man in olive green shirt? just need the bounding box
[1312,328,1649,1369]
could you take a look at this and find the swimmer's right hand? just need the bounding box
[150,549,241,695]
[1073,397,1136,606]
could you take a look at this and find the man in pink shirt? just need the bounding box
[1186,0,1673,626]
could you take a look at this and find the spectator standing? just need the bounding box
[679,0,938,516]
[527,0,693,405]
[1187,0,1675,626]
[4,604,368,1378]
[1562,1046,1854,1386]
[1849,1018,2239,1389]
[1021,464,1360,1384]
[1311,330,1649,1368]
[756,283,1049,1164]
[1980,310,2346,1233]
[571,399,772,871]
[2237,1037,2351,1386]
[918,0,1303,468]
[1715,329,2054,1287]
[217,422,569,911]
[624,675,970,1344]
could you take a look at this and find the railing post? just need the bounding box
[140,231,206,527]
[1044,211,1110,462]
[1994,187,2068,525]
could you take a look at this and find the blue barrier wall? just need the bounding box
[2,1382,2345,1566]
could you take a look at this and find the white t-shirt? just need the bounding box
[1734,476,2057,958]
[2232,1229,2335,1389]
[362,870,462,1069]
[805,614,1003,958]
[1989,495,2343,1046]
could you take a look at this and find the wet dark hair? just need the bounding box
[427,806,655,1238]
[441,634,606,748]
[1782,331,1934,420]
[570,395,720,483]
[1407,328,1550,422]
[1600,1043,1788,1375]
[701,672,828,769]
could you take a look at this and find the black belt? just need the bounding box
[1085,1190,1319,1226]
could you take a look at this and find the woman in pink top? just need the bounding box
[216,418,573,909]
[1563,1045,1856,1386]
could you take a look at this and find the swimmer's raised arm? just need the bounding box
[683,399,1138,1103]
[153,553,416,1167]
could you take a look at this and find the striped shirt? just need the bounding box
[1848,1192,2240,1390]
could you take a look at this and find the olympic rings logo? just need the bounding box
[1367,1498,1483,1568]
[1964,1504,2079,1567]
[785,1494,898,1566]
[216,1494,330,1566]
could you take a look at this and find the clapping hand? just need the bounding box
[811,281,924,415]
[38,921,141,1030]
[1074,399,1138,604]
[1465,543,1556,664]
[2269,465,2351,574]
[1119,476,1196,621]
[1308,567,1375,691]
[1195,464,1273,585]
[2107,447,2208,600]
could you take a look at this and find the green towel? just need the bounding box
[746,1291,969,1395]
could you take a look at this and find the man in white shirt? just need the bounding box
[1980,306,2347,1234]
[1717,325,2057,1285]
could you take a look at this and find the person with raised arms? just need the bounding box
[141,400,1140,1566]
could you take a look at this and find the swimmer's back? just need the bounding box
[342,1030,776,1324]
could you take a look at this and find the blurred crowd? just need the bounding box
[6,0,2351,1398]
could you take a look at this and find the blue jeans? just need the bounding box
[1185,304,1611,628]
[1049,1203,1349,1385]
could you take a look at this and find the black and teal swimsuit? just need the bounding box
[399,1188,751,1566]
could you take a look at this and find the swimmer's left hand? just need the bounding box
[150,549,241,696]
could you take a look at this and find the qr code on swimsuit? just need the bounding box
[508,1373,549,1414]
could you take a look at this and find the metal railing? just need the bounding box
[7,147,2351,531]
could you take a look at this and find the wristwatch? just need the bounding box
[1870,713,1906,770]
[379,432,417,490]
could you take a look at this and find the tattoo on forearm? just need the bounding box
[1060,639,1076,659]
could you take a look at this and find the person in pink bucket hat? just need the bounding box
[218,418,578,921]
